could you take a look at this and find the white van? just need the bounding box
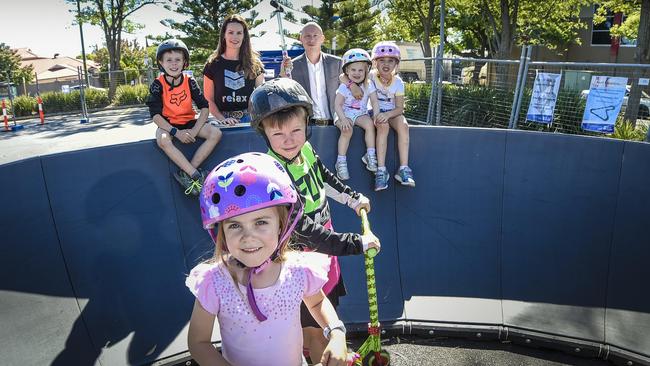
[395,42,427,82]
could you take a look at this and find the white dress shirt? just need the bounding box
[307,54,331,120]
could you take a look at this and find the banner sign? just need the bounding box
[581,76,627,133]
[526,72,562,124]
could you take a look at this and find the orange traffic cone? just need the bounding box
[2,99,9,131]
[37,96,45,124]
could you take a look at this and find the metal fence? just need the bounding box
[12,50,650,142]
[405,46,650,141]
[78,64,208,91]
[516,60,650,134]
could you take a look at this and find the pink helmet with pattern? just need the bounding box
[200,152,299,230]
[372,41,401,61]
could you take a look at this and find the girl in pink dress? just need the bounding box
[186,152,349,366]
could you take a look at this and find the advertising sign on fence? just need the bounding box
[526,72,562,124]
[581,76,628,133]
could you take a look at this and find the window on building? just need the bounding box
[591,5,637,46]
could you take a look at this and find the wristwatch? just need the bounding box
[169,127,178,137]
[323,320,346,339]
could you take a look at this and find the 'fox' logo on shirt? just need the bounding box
[169,90,188,106]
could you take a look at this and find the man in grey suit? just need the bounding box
[282,22,341,126]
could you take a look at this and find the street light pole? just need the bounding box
[77,0,90,87]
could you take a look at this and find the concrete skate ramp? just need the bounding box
[1,126,649,365]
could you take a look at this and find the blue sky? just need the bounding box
[3,0,312,58]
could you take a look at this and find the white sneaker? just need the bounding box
[335,160,350,180]
[362,153,378,172]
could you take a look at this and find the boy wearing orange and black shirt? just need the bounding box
[146,39,222,196]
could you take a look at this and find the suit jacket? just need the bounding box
[291,52,342,120]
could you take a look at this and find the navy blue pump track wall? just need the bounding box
[1,126,649,366]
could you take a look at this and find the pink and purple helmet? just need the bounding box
[371,41,401,61]
[200,152,299,232]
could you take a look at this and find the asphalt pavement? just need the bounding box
[0,107,155,165]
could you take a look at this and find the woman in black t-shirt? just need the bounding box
[203,14,265,125]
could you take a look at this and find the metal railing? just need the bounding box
[403,47,650,140]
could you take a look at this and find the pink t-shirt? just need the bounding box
[186,252,329,366]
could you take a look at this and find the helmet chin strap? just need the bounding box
[164,72,184,91]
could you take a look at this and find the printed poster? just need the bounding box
[581,76,627,133]
[526,72,562,124]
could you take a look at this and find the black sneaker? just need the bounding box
[173,170,202,196]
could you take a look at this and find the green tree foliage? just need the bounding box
[302,0,341,53]
[376,14,412,43]
[88,39,152,85]
[458,0,592,59]
[383,0,592,59]
[302,1,337,30]
[383,0,436,52]
[0,43,34,84]
[89,40,149,70]
[162,0,261,66]
[284,11,297,23]
[67,0,161,98]
[594,0,642,40]
[381,0,437,81]
[445,0,493,57]
[335,0,380,51]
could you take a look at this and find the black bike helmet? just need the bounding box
[156,39,190,72]
[249,78,314,133]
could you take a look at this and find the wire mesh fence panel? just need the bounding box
[401,58,435,124]
[515,63,650,136]
[88,65,207,95]
[433,58,521,129]
[89,69,150,89]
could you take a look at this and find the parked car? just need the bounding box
[70,85,106,91]
[581,86,650,119]
[396,41,427,81]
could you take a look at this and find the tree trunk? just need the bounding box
[106,35,118,101]
[623,0,650,125]
[495,19,513,87]
[422,0,435,83]
[106,31,124,101]
[422,29,433,83]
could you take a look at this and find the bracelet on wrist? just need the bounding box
[323,320,346,340]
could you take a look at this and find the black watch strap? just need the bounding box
[170,127,178,136]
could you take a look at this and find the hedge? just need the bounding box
[8,85,142,116]
[405,83,594,135]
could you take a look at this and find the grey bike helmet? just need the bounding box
[156,39,190,72]
[249,78,314,133]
